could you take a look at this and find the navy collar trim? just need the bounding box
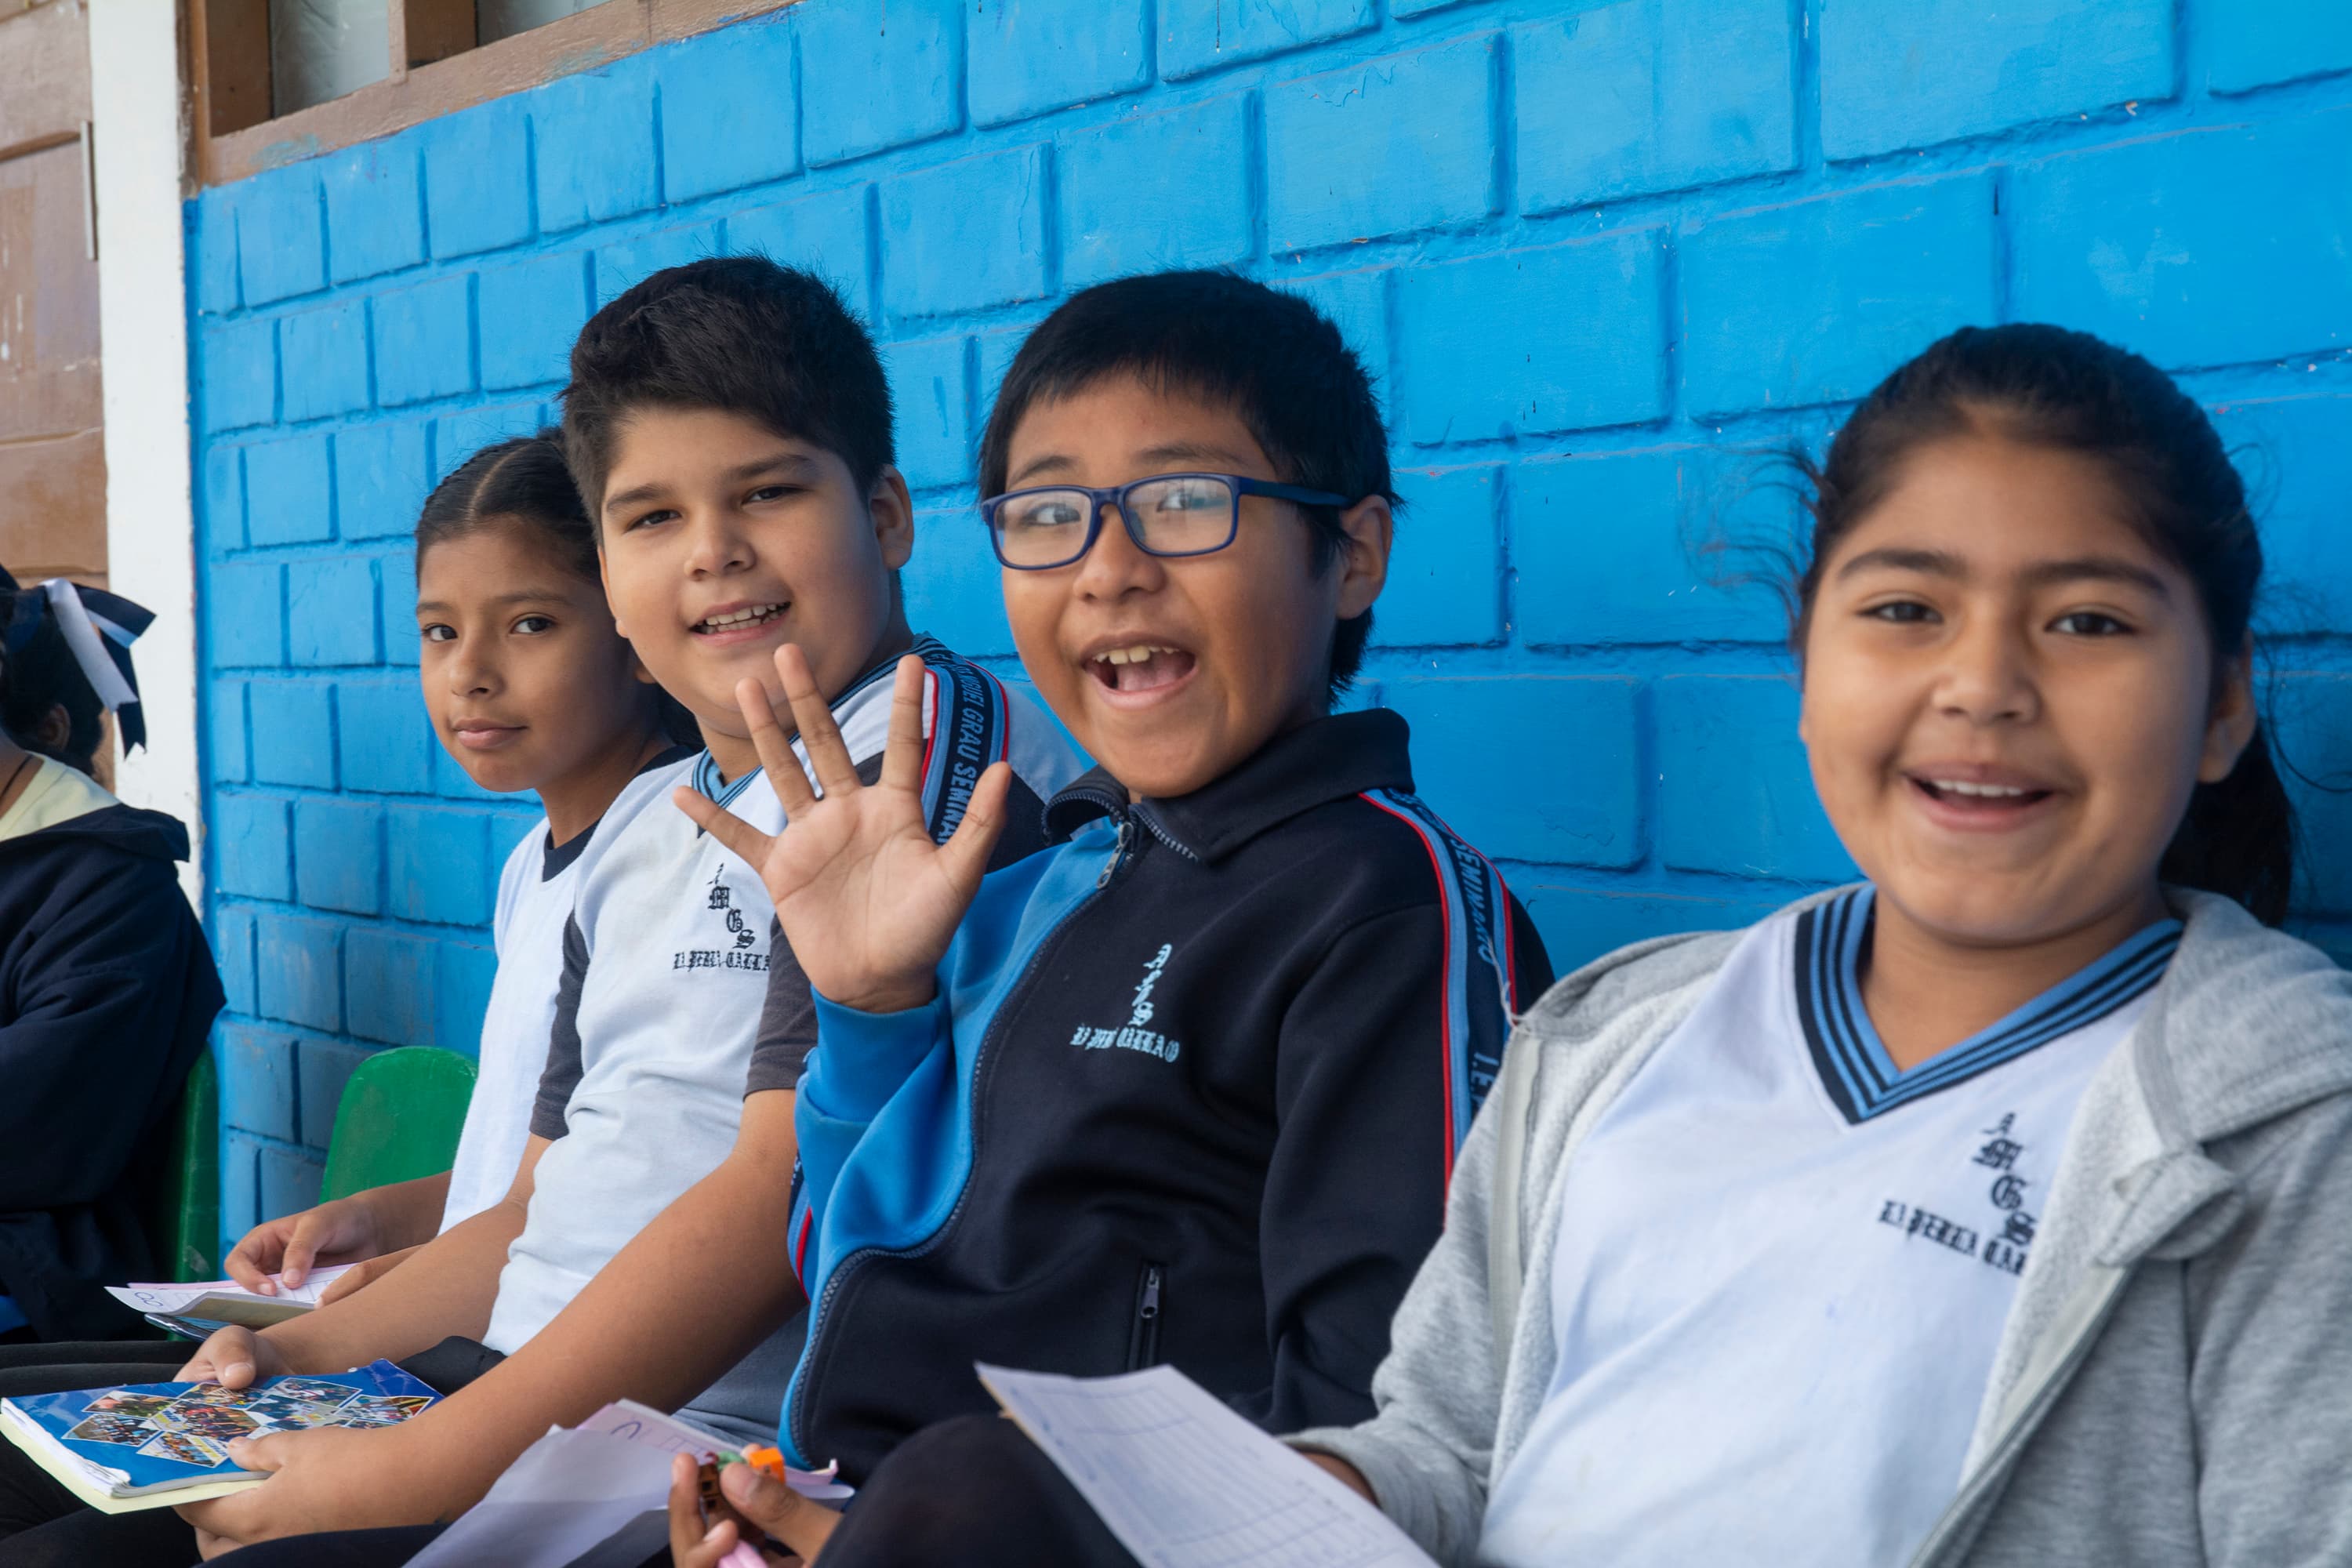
[1042,708,1414,864]
[1795,885,2182,1124]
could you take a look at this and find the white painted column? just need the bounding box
[88,0,203,904]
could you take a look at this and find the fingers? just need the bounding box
[773,644,862,799]
[673,787,780,870]
[936,760,1013,895]
[873,655,931,795]
[720,1462,840,1561]
[739,676,818,818]
[222,1431,289,1475]
[223,1220,292,1291]
[180,1327,260,1388]
[278,1210,336,1288]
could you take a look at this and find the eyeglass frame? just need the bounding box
[977,472,1359,571]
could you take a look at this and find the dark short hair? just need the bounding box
[562,256,894,515]
[0,580,103,774]
[978,269,1395,699]
[1795,323,2293,924]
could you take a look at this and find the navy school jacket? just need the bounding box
[0,793,221,1338]
[776,709,1552,1479]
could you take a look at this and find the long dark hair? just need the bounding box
[1793,323,2293,925]
[417,432,695,746]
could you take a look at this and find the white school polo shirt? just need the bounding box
[1481,887,2180,1568]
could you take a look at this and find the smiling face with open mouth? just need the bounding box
[1799,430,2255,956]
[997,376,1388,800]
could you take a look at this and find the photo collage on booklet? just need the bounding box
[59,1377,432,1469]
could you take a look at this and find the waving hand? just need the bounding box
[673,645,1009,1014]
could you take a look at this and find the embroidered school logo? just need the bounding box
[671,867,770,972]
[1875,1112,2040,1276]
[1068,944,1182,1063]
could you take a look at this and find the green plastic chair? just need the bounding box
[147,1051,220,1283]
[318,1047,479,1204]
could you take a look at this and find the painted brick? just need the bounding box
[432,403,546,481]
[220,1131,262,1251]
[659,19,800,201]
[297,1037,375,1145]
[256,912,343,1033]
[1396,229,1665,445]
[2277,675,2352,913]
[2011,115,2352,371]
[879,144,1051,321]
[208,562,283,670]
[1818,0,2173,161]
[191,194,238,314]
[1656,675,1853,882]
[1060,97,1253,289]
[380,550,420,669]
[594,222,724,308]
[1515,448,1789,648]
[724,185,873,314]
[1682,173,1997,418]
[533,60,660,233]
[372,275,476,407]
[1160,0,1374,79]
[212,905,259,1018]
[1266,34,1497,252]
[1383,464,1504,647]
[902,504,1015,655]
[279,300,372,423]
[343,927,437,1047]
[887,336,972,491]
[436,939,500,1056]
[294,797,383,916]
[1521,884,1782,974]
[220,1024,299,1142]
[800,0,963,165]
[337,679,434,796]
[2216,396,2352,631]
[976,321,1034,413]
[212,794,292,902]
[287,557,378,667]
[249,681,336,789]
[258,1146,325,1218]
[422,99,534,260]
[1279,268,1390,397]
[388,808,493,925]
[320,140,426,284]
[335,421,434,542]
[1384,677,1642,866]
[209,680,249,785]
[1515,0,1795,216]
[2206,0,2352,93]
[202,445,245,551]
[479,252,591,390]
[970,0,1150,126]
[243,435,334,547]
[232,163,327,306]
[201,318,275,434]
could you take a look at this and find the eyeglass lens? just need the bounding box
[993,476,1237,566]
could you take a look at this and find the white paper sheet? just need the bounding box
[107,1265,355,1317]
[978,1363,1438,1568]
[406,1428,674,1568]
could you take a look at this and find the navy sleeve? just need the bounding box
[528,913,590,1140]
[0,855,220,1211]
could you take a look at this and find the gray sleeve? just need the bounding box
[1284,1033,1524,1566]
[528,914,591,1140]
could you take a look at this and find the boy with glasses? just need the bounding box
[664,269,1552,1564]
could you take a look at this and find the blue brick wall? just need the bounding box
[185,0,2352,1246]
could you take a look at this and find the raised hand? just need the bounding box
[673,645,1010,1014]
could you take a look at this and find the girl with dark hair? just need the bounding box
[821,325,2352,1568]
[218,432,688,1306]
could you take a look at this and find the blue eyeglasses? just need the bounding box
[978,472,1356,570]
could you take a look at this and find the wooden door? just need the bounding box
[0,0,105,590]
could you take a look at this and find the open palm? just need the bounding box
[674,645,1009,1014]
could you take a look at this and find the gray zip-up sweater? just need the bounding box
[1294,889,2352,1566]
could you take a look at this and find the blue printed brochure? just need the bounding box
[0,1360,439,1512]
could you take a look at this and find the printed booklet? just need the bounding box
[0,1360,438,1513]
[105,1265,358,1330]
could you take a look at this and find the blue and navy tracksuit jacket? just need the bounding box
[775,708,1552,1480]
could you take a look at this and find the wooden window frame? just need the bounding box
[186,0,800,188]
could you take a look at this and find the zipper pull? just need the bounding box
[1139,1265,1161,1320]
[1096,815,1134,890]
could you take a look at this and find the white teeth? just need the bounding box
[1930,779,2031,798]
[697,604,782,630]
[1094,644,1179,666]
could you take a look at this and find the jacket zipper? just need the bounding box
[1126,1261,1165,1371]
[787,813,1152,1459]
